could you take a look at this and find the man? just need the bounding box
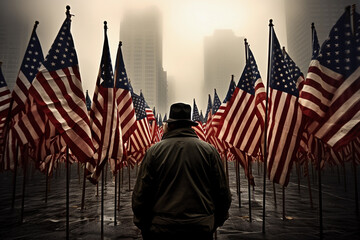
[132,102,231,240]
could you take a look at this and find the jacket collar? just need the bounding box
[162,127,198,140]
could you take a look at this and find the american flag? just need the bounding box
[114,42,136,143]
[311,23,320,60]
[141,91,156,121]
[211,78,236,132]
[129,91,151,154]
[140,92,157,144]
[192,99,206,141]
[4,22,44,171]
[267,28,305,186]
[88,23,122,181]
[207,89,227,153]
[299,8,360,150]
[216,47,265,157]
[204,94,212,126]
[0,64,12,164]
[11,22,44,117]
[19,12,95,165]
[284,48,305,92]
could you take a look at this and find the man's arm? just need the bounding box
[132,151,155,230]
[211,150,232,228]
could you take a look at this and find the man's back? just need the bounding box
[132,127,231,235]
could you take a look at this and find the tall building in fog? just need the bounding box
[0,24,28,90]
[120,6,167,113]
[284,0,354,74]
[203,29,244,101]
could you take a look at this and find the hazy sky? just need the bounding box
[0,0,287,112]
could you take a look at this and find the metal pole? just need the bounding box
[352,142,359,216]
[81,164,86,211]
[101,167,104,238]
[20,145,28,223]
[11,146,18,210]
[238,160,241,208]
[114,172,117,226]
[262,19,273,234]
[282,186,285,220]
[306,161,313,208]
[248,155,252,222]
[45,164,49,203]
[66,146,70,240]
[318,151,323,239]
[117,169,121,210]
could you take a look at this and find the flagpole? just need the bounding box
[66,145,70,240]
[118,167,121,210]
[282,185,286,220]
[114,172,117,226]
[352,141,359,216]
[306,159,313,208]
[20,145,28,223]
[244,38,252,221]
[11,145,19,210]
[262,19,273,234]
[317,150,323,239]
[45,164,49,203]
[101,160,105,238]
[81,164,86,211]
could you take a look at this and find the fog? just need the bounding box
[0,0,287,112]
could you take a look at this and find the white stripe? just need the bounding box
[315,86,360,141]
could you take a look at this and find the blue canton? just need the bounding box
[312,25,320,60]
[204,94,212,122]
[212,90,221,114]
[270,29,299,97]
[132,92,147,120]
[21,29,44,83]
[317,10,360,79]
[284,51,304,85]
[42,18,78,71]
[115,42,130,90]
[223,79,236,103]
[99,32,114,88]
[238,48,261,96]
[192,99,201,122]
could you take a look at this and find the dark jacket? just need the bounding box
[132,127,231,234]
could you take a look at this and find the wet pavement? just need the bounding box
[0,160,359,239]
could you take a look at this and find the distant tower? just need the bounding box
[0,23,28,90]
[203,29,244,102]
[284,0,354,73]
[120,6,168,113]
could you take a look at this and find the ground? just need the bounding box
[0,160,359,239]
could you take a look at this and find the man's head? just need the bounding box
[164,103,197,132]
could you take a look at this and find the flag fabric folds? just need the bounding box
[0,64,12,164]
[192,99,206,141]
[217,47,265,157]
[3,22,44,171]
[88,23,122,182]
[16,13,95,165]
[128,91,151,156]
[299,8,360,150]
[114,42,137,143]
[267,27,305,186]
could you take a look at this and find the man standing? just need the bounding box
[132,102,231,240]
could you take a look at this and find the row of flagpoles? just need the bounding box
[0,4,359,240]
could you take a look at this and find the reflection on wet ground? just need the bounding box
[0,161,359,239]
